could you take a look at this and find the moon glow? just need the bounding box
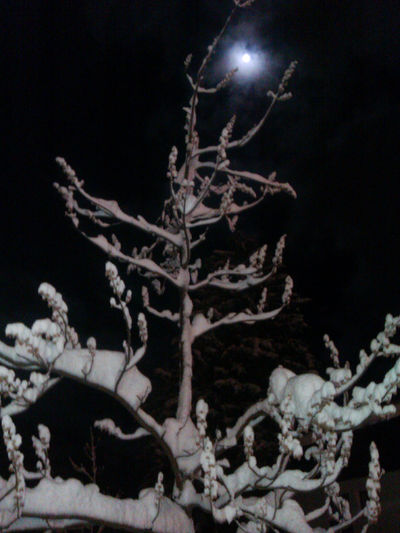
[225,43,265,80]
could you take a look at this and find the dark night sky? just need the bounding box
[1,0,399,357]
[0,0,399,474]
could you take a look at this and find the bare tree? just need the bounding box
[0,2,399,531]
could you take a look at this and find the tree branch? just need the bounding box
[0,477,194,533]
[192,306,283,340]
[55,157,182,249]
[87,234,182,288]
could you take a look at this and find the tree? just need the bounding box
[130,232,320,519]
[146,234,319,486]
[0,1,399,531]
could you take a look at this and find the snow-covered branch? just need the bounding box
[0,340,158,432]
[195,61,298,157]
[0,476,194,533]
[192,306,283,340]
[55,157,182,249]
[142,286,180,323]
[87,234,182,288]
[94,418,151,441]
[218,398,279,450]
[189,237,287,292]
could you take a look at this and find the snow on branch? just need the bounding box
[195,61,298,157]
[0,372,59,418]
[1,416,25,527]
[218,398,280,450]
[54,157,182,249]
[192,305,284,340]
[88,234,182,289]
[141,286,179,323]
[0,475,195,533]
[189,236,287,292]
[94,418,151,441]
[333,313,400,398]
[31,425,51,479]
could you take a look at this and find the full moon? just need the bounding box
[225,43,265,81]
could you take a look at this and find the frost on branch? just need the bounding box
[196,398,209,443]
[0,2,399,532]
[365,442,383,524]
[31,425,51,479]
[1,416,25,528]
[243,425,255,462]
[200,437,219,501]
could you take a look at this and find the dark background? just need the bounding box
[0,0,399,489]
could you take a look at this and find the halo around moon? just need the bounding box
[226,43,264,80]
